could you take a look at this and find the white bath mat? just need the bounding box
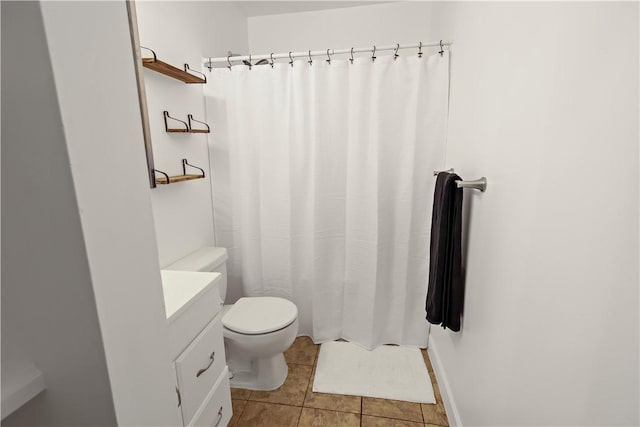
[313,341,436,404]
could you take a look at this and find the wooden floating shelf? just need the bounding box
[187,114,211,133]
[155,174,204,185]
[165,128,210,134]
[154,159,205,185]
[142,58,206,84]
[163,112,210,133]
[165,128,209,134]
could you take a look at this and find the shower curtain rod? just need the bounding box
[203,41,452,68]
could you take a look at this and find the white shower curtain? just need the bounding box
[205,52,449,349]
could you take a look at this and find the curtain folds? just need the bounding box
[205,52,449,349]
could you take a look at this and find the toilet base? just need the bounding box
[229,353,289,391]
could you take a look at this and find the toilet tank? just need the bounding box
[165,247,228,302]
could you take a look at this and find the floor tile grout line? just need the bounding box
[239,399,438,424]
[245,398,303,408]
[245,362,312,408]
[303,403,361,416]
[257,401,302,408]
[289,340,317,427]
[240,392,436,423]
[232,399,248,427]
[285,359,315,367]
[246,396,362,416]
[239,400,304,426]
[299,353,315,419]
[360,411,425,424]
[295,404,302,427]
[363,414,431,426]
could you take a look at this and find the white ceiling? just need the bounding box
[235,1,391,17]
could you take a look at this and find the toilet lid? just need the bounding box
[222,297,298,335]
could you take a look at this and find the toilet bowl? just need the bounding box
[166,247,298,391]
[222,297,298,390]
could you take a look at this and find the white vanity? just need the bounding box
[161,270,232,427]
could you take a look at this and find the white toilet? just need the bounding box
[166,247,299,391]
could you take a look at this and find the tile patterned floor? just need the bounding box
[229,337,450,427]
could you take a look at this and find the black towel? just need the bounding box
[426,172,464,332]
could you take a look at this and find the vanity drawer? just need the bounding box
[188,368,232,427]
[175,314,226,425]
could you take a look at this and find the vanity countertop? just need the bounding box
[160,270,221,323]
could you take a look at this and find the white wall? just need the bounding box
[39,1,182,425]
[248,2,434,56]
[247,2,640,426]
[3,2,250,425]
[135,1,249,267]
[428,2,638,426]
[1,2,116,425]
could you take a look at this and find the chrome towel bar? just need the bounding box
[433,168,454,176]
[456,177,487,192]
[433,168,488,192]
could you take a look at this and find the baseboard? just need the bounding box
[427,338,462,427]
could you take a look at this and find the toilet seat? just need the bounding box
[222,297,298,335]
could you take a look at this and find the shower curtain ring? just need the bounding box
[350,47,354,64]
[439,40,444,56]
[227,53,232,70]
[326,49,331,64]
[308,50,313,66]
[270,53,275,68]
[371,45,376,62]
[248,54,252,70]
[418,41,423,58]
[289,51,294,67]
[393,43,400,60]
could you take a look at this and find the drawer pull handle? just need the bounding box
[214,407,223,427]
[196,351,215,377]
[175,386,181,407]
